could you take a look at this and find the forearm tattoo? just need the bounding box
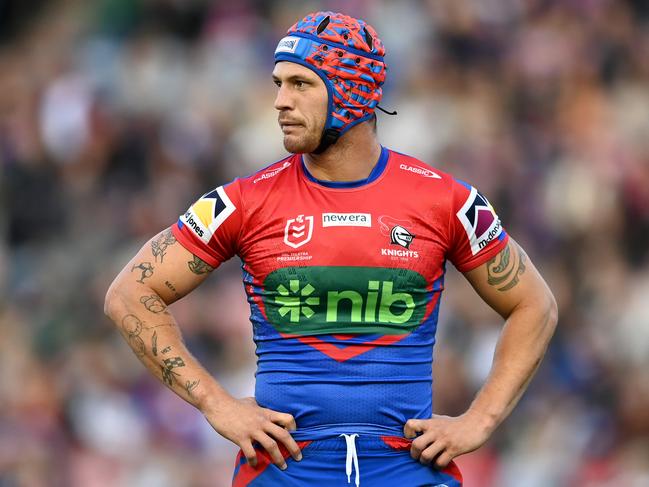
[160,356,186,386]
[122,314,146,358]
[119,314,191,390]
[131,262,154,283]
[120,314,173,358]
[152,331,158,356]
[187,255,214,275]
[487,242,527,291]
[140,294,169,314]
[185,379,200,398]
[151,229,177,263]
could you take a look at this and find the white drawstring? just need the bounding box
[340,433,360,487]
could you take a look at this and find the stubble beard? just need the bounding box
[282,127,322,154]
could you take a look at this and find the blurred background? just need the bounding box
[1,0,648,485]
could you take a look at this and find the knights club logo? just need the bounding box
[378,216,415,249]
[284,214,314,249]
[390,225,414,249]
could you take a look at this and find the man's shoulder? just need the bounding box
[237,154,297,189]
[386,149,455,188]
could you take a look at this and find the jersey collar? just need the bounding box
[300,146,389,189]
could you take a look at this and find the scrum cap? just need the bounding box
[274,11,387,152]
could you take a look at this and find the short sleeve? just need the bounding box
[447,179,509,273]
[171,181,242,268]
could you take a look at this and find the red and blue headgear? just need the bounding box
[274,11,387,153]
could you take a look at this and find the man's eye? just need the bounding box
[273,80,281,87]
[295,80,305,88]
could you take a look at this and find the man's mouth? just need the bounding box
[280,121,303,132]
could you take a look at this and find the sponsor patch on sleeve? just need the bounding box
[456,186,503,255]
[180,186,236,244]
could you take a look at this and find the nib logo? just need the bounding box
[263,267,435,362]
[266,267,429,335]
[275,280,320,322]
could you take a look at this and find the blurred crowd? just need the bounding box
[1,0,648,485]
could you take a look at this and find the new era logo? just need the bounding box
[322,213,371,227]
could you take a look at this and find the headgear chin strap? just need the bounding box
[274,11,387,154]
[313,128,341,154]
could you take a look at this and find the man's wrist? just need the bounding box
[464,406,500,435]
[194,383,234,416]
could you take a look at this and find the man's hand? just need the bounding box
[404,411,493,468]
[204,397,302,470]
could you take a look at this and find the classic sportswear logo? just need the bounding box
[322,213,372,227]
[180,186,236,244]
[284,214,314,248]
[275,36,300,54]
[399,163,441,179]
[253,161,291,183]
[456,185,503,255]
[263,266,428,335]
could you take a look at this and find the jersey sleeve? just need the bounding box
[171,181,242,268]
[446,179,509,273]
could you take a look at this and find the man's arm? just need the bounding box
[104,228,302,469]
[404,237,558,467]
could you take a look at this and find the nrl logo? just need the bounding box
[284,214,314,249]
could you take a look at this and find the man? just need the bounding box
[105,11,557,487]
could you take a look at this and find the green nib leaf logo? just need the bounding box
[275,280,320,322]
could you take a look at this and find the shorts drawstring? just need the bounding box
[340,433,360,487]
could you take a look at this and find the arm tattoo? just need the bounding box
[161,346,172,354]
[487,243,527,291]
[161,356,186,386]
[131,262,154,283]
[165,280,182,300]
[140,294,169,314]
[120,314,172,358]
[185,379,200,398]
[187,255,214,275]
[121,314,146,357]
[152,331,158,356]
[151,229,177,263]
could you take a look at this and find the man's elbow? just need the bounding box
[543,290,559,337]
[104,278,125,321]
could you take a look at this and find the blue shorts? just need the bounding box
[232,434,463,486]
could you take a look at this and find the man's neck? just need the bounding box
[302,123,382,183]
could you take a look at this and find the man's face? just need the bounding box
[273,62,328,154]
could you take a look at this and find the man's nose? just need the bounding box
[274,85,294,111]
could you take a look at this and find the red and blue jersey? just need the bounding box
[172,146,508,441]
